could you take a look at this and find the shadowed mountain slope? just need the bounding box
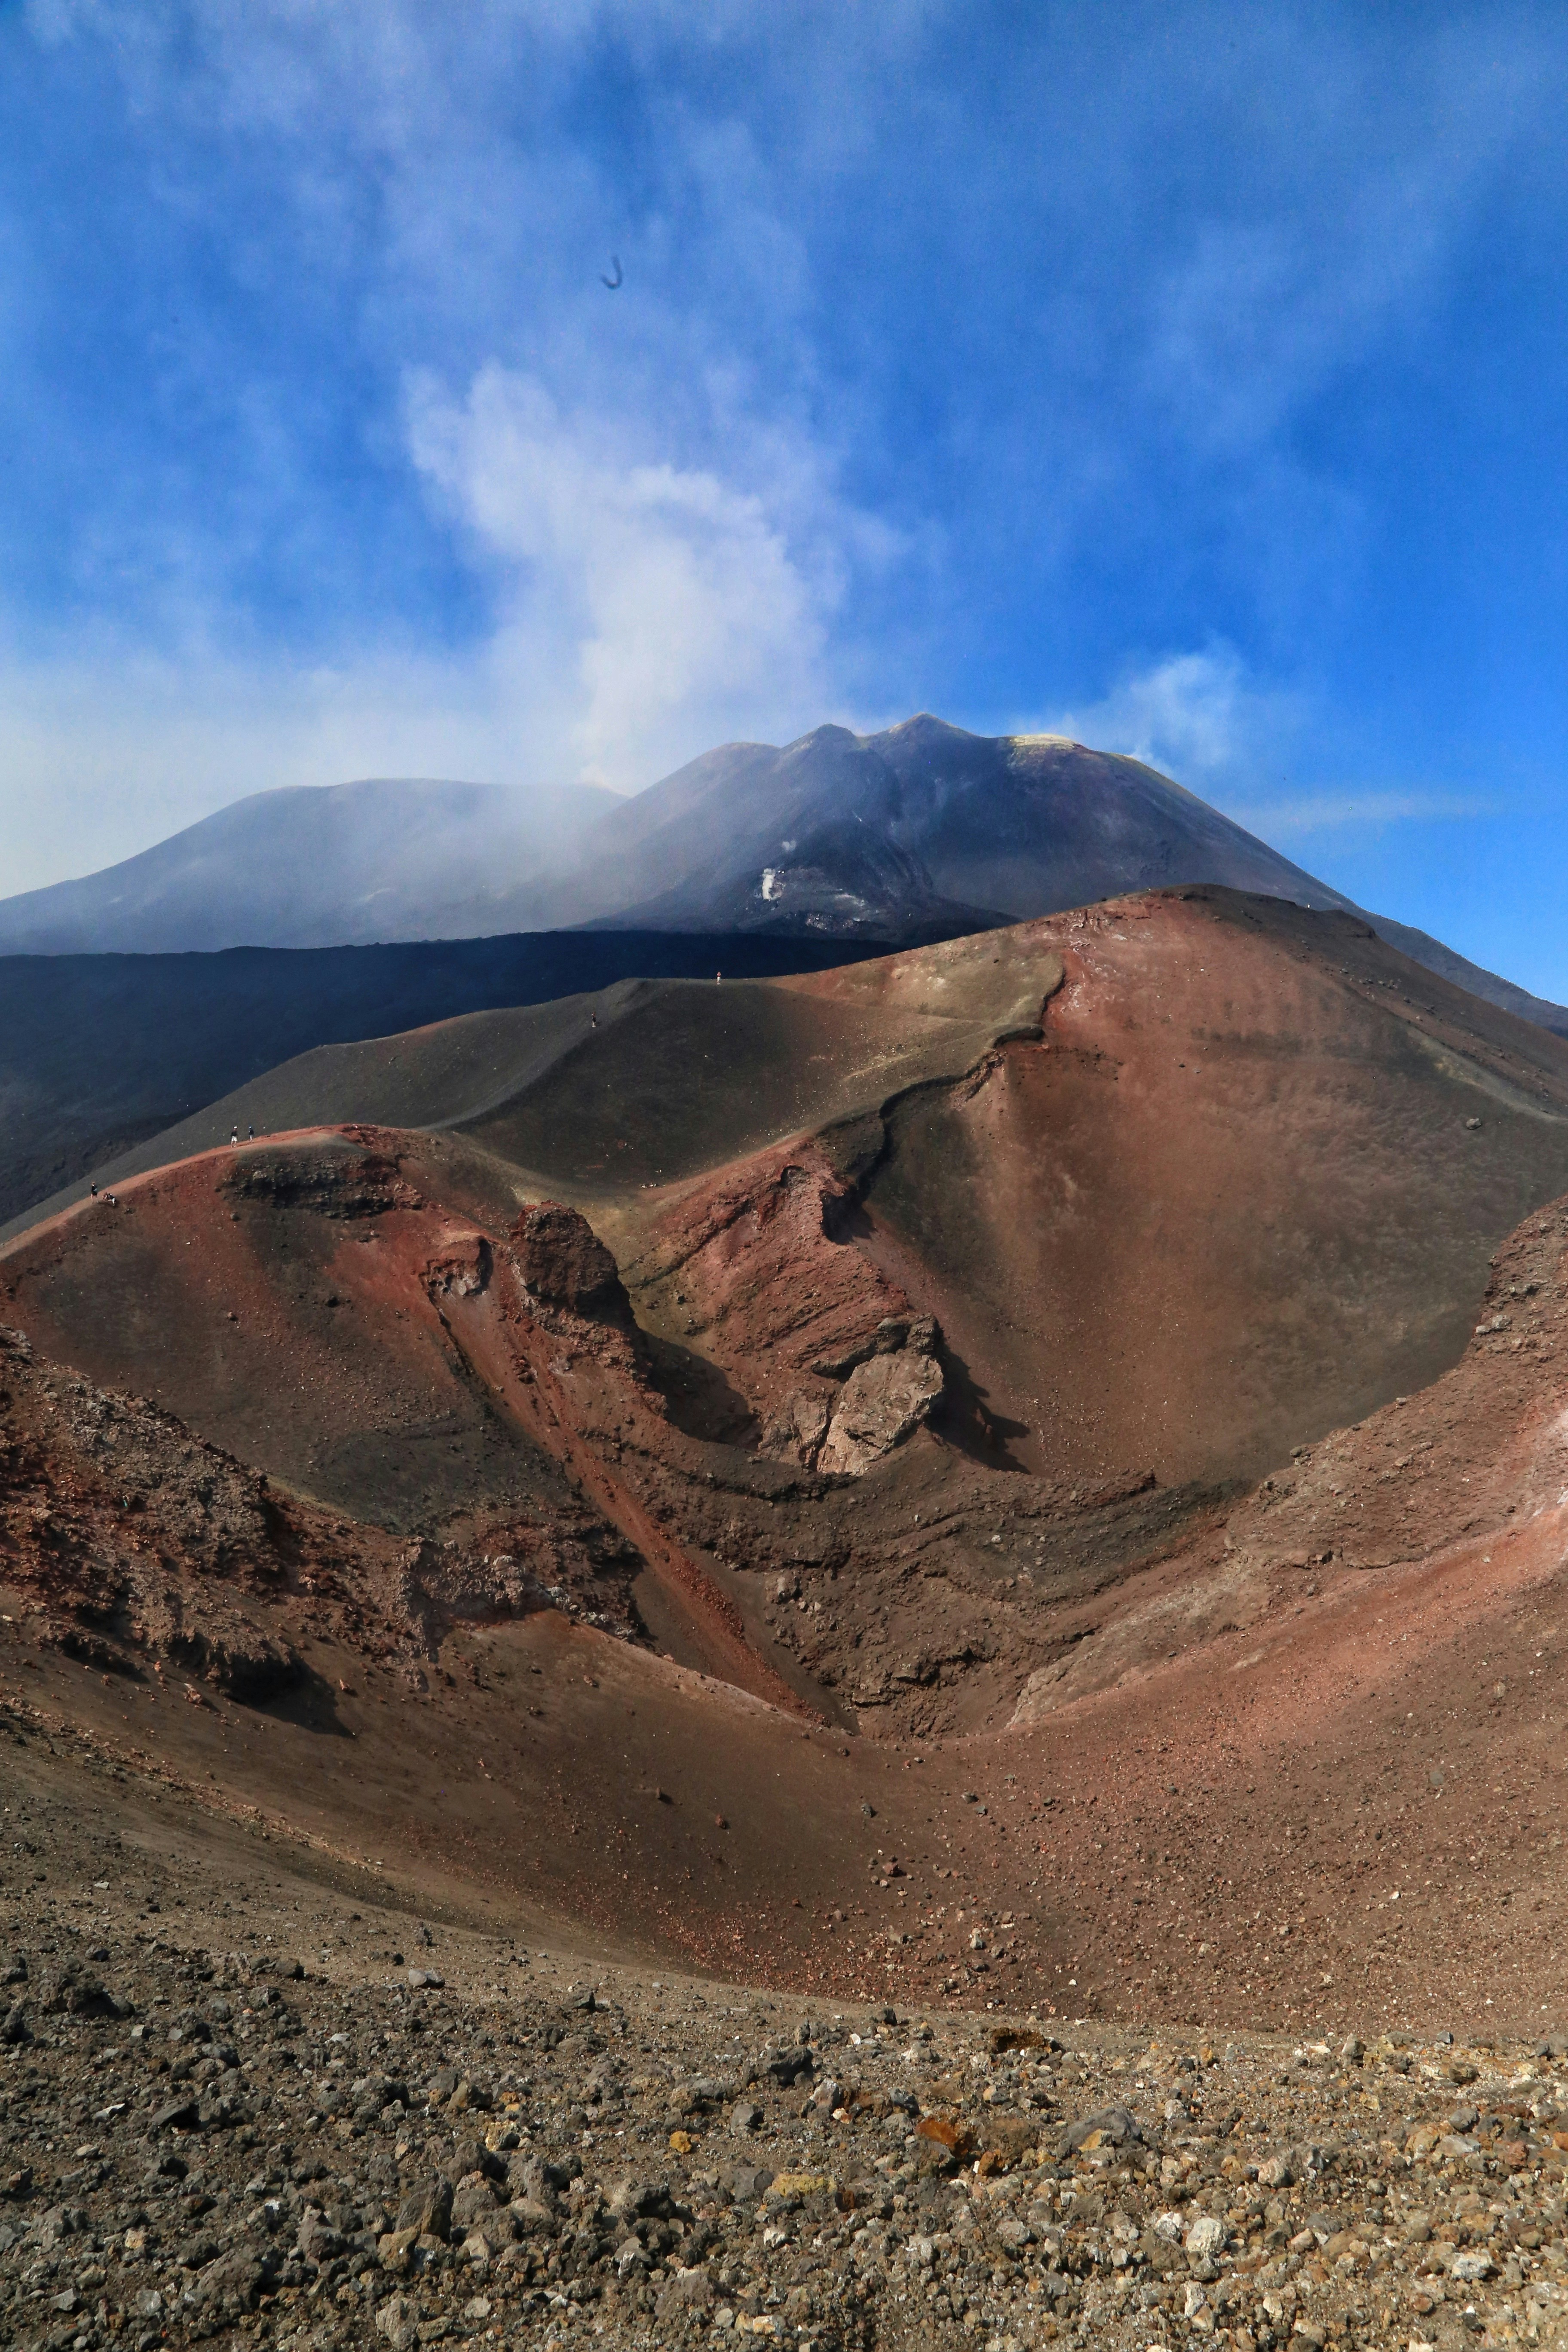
[564,715,1349,935]
[0,716,1343,955]
[0,929,898,1232]
[566,713,1568,1034]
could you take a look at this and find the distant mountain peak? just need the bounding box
[786,721,860,751]
[882,710,977,740]
[0,714,1561,1038]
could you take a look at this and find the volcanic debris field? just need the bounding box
[4,893,1568,2351]
[8,1751,1568,2352]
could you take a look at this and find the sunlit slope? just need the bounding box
[12,889,1568,1507]
[850,889,1568,1485]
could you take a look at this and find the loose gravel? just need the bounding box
[5,1769,1568,2352]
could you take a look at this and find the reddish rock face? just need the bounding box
[423,1229,491,1300]
[511,1201,631,1325]
[15,900,1568,2034]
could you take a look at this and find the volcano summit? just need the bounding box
[3,717,1562,1045]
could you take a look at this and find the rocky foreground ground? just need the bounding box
[4,1746,1568,2352]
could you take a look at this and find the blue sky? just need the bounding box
[2,1,1567,993]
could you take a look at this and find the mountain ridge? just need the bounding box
[0,929,898,1234]
[0,775,617,954]
[2,714,1562,1040]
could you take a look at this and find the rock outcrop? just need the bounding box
[511,1202,633,1328]
[818,1341,945,1475]
[423,1229,492,1299]
[761,1314,946,1474]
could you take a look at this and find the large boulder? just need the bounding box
[818,1347,944,1476]
[511,1202,631,1326]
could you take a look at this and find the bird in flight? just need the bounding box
[601,255,623,290]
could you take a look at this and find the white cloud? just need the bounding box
[0,371,891,893]
[1035,645,1495,844]
[406,365,877,793]
[0,3,910,888]
[1039,643,1306,793]
[1229,788,1491,839]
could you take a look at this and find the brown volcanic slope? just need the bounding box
[4,890,1568,2035]
[838,887,1568,1488]
[14,887,1568,1497]
[0,935,1054,1241]
[3,1193,1568,2040]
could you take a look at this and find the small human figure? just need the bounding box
[230,1127,239,1146]
[248,1124,254,1141]
[716,970,723,985]
[90,1183,98,1198]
